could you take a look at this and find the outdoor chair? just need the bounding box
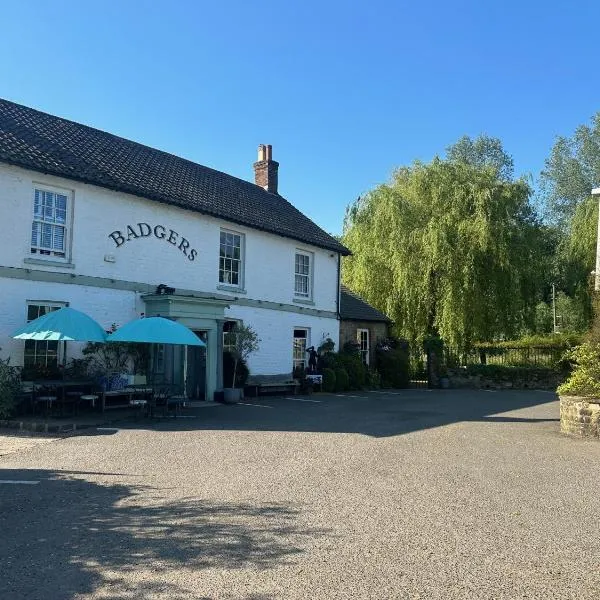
[150,384,186,417]
[32,384,58,418]
[78,390,100,412]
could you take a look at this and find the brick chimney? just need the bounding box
[253,144,279,194]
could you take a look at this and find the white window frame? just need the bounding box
[293,328,310,372]
[223,320,241,353]
[294,250,313,300]
[218,229,245,290]
[23,301,67,369]
[30,184,73,262]
[357,328,370,366]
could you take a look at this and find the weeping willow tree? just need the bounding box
[555,195,598,327]
[342,158,548,351]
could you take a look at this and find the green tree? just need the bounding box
[446,134,514,181]
[541,112,600,228]
[342,157,547,351]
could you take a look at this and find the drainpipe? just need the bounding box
[593,187,600,291]
[337,253,341,320]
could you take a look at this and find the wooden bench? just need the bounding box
[245,376,299,397]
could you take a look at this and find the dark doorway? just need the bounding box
[186,331,207,400]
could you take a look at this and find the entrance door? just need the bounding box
[186,331,207,399]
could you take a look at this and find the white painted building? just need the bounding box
[0,99,349,400]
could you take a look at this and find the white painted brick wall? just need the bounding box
[0,162,342,375]
[0,278,138,364]
[225,305,339,376]
[0,163,339,311]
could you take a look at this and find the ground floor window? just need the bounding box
[223,320,239,352]
[357,328,370,366]
[293,328,309,372]
[153,344,166,374]
[23,302,65,370]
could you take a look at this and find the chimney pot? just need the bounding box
[253,144,279,194]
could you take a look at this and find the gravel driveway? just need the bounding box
[0,389,598,599]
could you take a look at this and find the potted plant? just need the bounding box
[557,342,600,438]
[223,323,260,404]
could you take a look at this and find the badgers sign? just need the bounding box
[108,223,198,261]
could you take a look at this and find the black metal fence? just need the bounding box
[408,352,429,388]
[446,345,568,369]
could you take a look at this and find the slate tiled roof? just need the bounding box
[340,285,391,322]
[0,98,349,255]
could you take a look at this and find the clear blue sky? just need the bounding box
[1,1,599,234]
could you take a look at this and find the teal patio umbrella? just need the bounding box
[12,307,107,342]
[106,317,205,346]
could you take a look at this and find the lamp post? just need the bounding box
[594,187,600,291]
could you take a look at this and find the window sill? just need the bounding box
[24,258,75,269]
[293,297,315,306]
[217,284,247,295]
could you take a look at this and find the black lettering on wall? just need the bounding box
[167,229,179,245]
[109,224,197,263]
[178,237,190,256]
[138,222,152,237]
[109,231,125,247]
[126,225,139,241]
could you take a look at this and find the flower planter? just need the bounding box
[223,388,242,405]
[559,395,600,439]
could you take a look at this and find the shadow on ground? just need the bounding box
[132,389,560,439]
[0,469,326,599]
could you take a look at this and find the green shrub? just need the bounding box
[336,353,366,390]
[322,368,336,392]
[465,364,559,380]
[0,355,21,419]
[366,369,382,389]
[335,367,350,392]
[557,343,600,397]
[335,368,350,391]
[375,346,410,388]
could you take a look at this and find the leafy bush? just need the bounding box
[336,354,366,390]
[322,368,336,393]
[335,368,350,391]
[365,368,382,389]
[464,364,560,380]
[224,323,260,389]
[223,351,250,388]
[83,331,149,376]
[557,343,600,397]
[20,363,63,381]
[318,338,336,354]
[0,355,21,419]
[375,338,410,388]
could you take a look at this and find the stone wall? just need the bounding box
[559,395,600,439]
[448,367,564,391]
